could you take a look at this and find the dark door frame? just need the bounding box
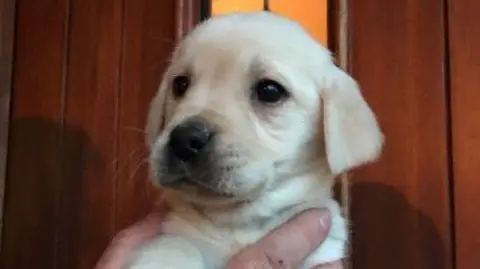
[0,0,16,247]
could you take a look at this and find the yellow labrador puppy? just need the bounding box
[130,12,383,269]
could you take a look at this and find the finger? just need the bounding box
[313,261,344,269]
[226,208,331,269]
[256,208,331,267]
[95,211,165,269]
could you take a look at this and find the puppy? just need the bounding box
[129,11,383,269]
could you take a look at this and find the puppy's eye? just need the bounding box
[172,75,190,98]
[253,79,289,104]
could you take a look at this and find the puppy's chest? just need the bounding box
[161,214,271,255]
[160,198,332,254]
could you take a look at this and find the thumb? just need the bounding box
[226,208,331,269]
[95,214,162,269]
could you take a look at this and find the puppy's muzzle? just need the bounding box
[168,116,216,164]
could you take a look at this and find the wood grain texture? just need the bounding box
[176,0,202,40]
[0,0,15,247]
[1,0,177,268]
[448,0,480,268]
[57,0,124,267]
[4,1,472,268]
[327,0,341,59]
[114,0,176,231]
[349,0,453,268]
[1,0,70,268]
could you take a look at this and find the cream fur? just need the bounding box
[131,11,383,269]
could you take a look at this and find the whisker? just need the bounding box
[129,147,148,163]
[129,158,150,180]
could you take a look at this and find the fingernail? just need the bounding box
[318,208,331,229]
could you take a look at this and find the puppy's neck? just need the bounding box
[163,170,335,229]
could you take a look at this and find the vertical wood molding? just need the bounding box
[328,0,351,268]
[328,0,348,68]
[175,0,202,41]
[448,0,480,267]
[114,0,177,233]
[1,0,72,266]
[0,0,16,247]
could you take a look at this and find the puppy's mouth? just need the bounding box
[174,177,233,197]
[155,158,236,198]
[152,116,257,201]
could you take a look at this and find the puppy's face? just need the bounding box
[146,13,383,204]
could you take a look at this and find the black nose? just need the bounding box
[168,117,215,162]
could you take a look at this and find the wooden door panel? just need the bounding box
[59,0,124,267]
[448,1,480,268]
[0,0,70,268]
[115,0,176,230]
[1,0,176,268]
[0,0,67,268]
[349,0,453,268]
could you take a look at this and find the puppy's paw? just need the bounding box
[127,235,206,269]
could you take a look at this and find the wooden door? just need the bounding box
[349,0,480,268]
[448,1,480,268]
[349,1,453,268]
[0,0,176,268]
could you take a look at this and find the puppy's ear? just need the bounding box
[322,66,384,174]
[145,80,169,147]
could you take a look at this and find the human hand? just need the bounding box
[224,209,343,269]
[95,208,343,269]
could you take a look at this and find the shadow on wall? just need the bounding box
[1,117,105,269]
[1,119,447,269]
[350,181,448,269]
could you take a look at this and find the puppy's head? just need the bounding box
[146,12,383,204]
